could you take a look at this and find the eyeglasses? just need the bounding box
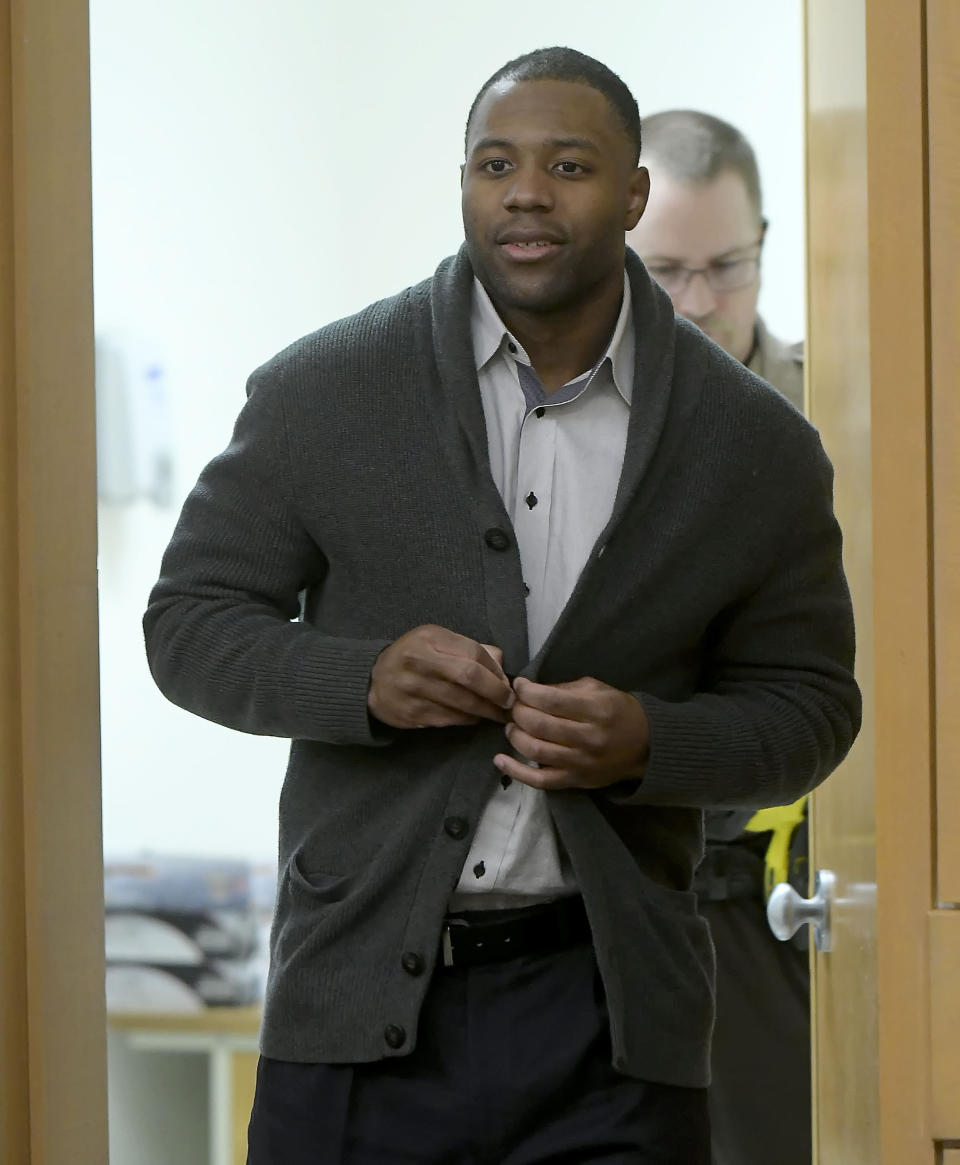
[644,238,764,297]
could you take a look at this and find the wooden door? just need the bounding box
[805,2,879,1161]
[0,0,108,1161]
[806,1,960,1162]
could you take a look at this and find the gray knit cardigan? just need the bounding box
[143,246,860,1088]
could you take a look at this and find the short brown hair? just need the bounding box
[640,110,763,218]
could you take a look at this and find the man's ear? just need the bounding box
[625,166,650,231]
[460,163,465,189]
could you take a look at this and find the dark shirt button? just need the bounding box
[525,491,538,509]
[507,341,518,354]
[535,407,546,418]
[484,527,510,552]
[384,1024,407,1049]
[444,816,469,840]
[500,774,512,790]
[401,952,424,976]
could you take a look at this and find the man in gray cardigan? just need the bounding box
[145,47,859,1164]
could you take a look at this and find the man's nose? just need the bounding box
[674,271,718,320]
[503,166,553,212]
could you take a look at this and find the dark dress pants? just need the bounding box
[701,896,811,1165]
[247,941,710,1164]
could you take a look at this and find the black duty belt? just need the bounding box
[693,843,765,902]
[440,896,591,968]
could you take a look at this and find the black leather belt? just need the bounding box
[440,896,591,968]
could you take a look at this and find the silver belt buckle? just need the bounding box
[441,918,470,967]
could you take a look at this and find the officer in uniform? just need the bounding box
[628,110,811,1165]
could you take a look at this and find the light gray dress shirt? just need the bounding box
[448,276,635,910]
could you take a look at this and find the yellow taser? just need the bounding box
[744,795,808,900]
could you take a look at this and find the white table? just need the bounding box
[109,1008,261,1165]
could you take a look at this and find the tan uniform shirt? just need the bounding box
[747,316,804,413]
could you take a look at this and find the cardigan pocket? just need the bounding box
[287,851,352,905]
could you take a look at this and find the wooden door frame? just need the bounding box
[865,3,937,1162]
[0,0,108,1160]
[805,1,878,1160]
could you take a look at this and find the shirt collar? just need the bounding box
[470,273,634,405]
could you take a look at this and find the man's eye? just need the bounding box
[481,159,511,173]
[555,161,585,174]
[648,265,681,278]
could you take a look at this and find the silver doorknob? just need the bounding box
[766,869,836,951]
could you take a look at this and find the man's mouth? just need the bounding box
[498,239,563,262]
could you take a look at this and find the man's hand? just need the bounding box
[368,625,514,730]
[496,676,650,789]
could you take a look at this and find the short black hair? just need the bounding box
[640,109,763,218]
[465,47,642,165]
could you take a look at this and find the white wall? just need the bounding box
[91,0,805,863]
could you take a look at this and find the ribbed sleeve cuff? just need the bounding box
[605,690,742,808]
[287,636,395,746]
[611,687,824,809]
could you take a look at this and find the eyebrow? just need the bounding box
[470,136,601,155]
[644,242,760,263]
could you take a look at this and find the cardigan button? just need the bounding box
[484,527,510,552]
[400,952,425,976]
[444,816,469,840]
[384,1024,407,1049]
